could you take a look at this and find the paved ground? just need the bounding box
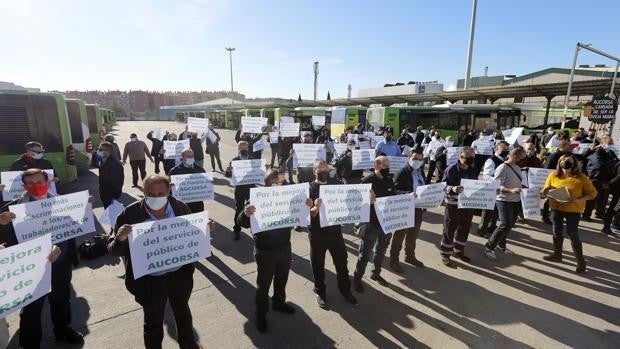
[5,121,620,348]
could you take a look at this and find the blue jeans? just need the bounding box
[354,223,392,278]
[486,201,520,250]
[551,210,581,243]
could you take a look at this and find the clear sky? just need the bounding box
[1,0,619,99]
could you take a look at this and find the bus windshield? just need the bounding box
[86,105,98,131]
[66,101,84,143]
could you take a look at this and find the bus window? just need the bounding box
[418,114,439,130]
[66,101,84,143]
[86,105,98,131]
[438,113,459,130]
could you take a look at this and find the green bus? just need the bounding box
[272,108,294,126]
[174,111,206,122]
[65,99,92,171]
[100,108,116,128]
[241,108,261,117]
[224,110,243,129]
[330,107,367,137]
[260,108,277,127]
[0,91,78,183]
[85,104,105,149]
[207,110,225,128]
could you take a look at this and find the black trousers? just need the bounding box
[584,179,607,218]
[390,208,424,261]
[186,201,204,214]
[20,259,72,349]
[208,148,223,171]
[233,188,250,234]
[255,244,291,315]
[154,155,162,173]
[130,159,147,186]
[473,154,490,178]
[603,193,620,229]
[426,160,437,183]
[309,231,351,296]
[134,265,196,349]
[440,204,474,257]
[478,206,498,234]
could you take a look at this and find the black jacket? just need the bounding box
[146,131,164,157]
[361,172,397,225]
[586,148,618,182]
[394,164,426,193]
[108,196,193,294]
[95,156,124,200]
[169,163,206,213]
[412,131,425,147]
[206,129,221,152]
[237,201,291,250]
[189,138,205,161]
[335,153,363,180]
[462,133,475,147]
[10,154,55,175]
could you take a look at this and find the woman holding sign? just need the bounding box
[542,154,597,273]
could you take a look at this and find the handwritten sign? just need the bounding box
[279,122,300,137]
[241,117,268,134]
[187,117,209,134]
[231,159,266,186]
[163,140,190,159]
[249,183,310,233]
[520,188,541,218]
[415,182,447,208]
[352,149,375,170]
[457,179,499,210]
[527,168,554,189]
[2,170,57,200]
[375,193,415,235]
[319,184,371,227]
[171,172,214,203]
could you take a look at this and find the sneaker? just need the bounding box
[499,247,514,255]
[315,291,327,309]
[389,261,404,274]
[272,302,296,314]
[404,256,424,267]
[294,226,305,232]
[256,314,267,333]
[343,293,359,307]
[55,328,84,344]
[483,247,497,260]
[352,278,364,293]
[453,252,472,264]
[441,256,457,268]
[370,274,389,286]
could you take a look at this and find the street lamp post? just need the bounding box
[464,0,478,90]
[225,47,235,102]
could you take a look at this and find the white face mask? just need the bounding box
[31,152,44,160]
[146,196,167,210]
[410,159,423,169]
[131,138,137,142]
[184,157,195,166]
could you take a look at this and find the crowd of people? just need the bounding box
[0,120,617,348]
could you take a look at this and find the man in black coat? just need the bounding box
[205,125,224,172]
[9,141,59,182]
[147,130,167,174]
[92,142,124,208]
[169,149,207,214]
[227,141,256,241]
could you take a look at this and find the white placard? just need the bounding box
[268,132,279,144]
[607,144,620,157]
[128,212,211,279]
[447,147,464,166]
[502,127,524,145]
[187,117,209,134]
[388,156,408,174]
[2,170,57,201]
[401,145,413,157]
[333,143,349,156]
[99,200,124,231]
[206,129,218,144]
[152,127,165,141]
[252,139,266,152]
[249,183,310,233]
[358,141,371,149]
[516,135,529,146]
[472,139,493,155]
[371,136,385,148]
[319,184,371,227]
[10,191,96,244]
[279,122,300,137]
[311,115,326,127]
[0,235,52,319]
[280,116,294,124]
[527,168,554,189]
[242,117,268,134]
[163,140,190,160]
[171,172,214,203]
[572,143,591,155]
[347,134,359,145]
[352,149,375,170]
[520,188,541,218]
[231,159,266,186]
[375,193,415,235]
[415,182,447,208]
[293,144,326,167]
[457,179,499,210]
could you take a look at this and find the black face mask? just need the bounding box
[463,157,475,166]
[316,172,329,182]
[561,161,574,169]
[379,168,390,177]
[500,150,509,158]
[240,150,249,156]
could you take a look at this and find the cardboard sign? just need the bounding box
[171,172,214,203]
[241,117,268,134]
[163,140,190,159]
[415,182,447,208]
[351,149,375,170]
[293,144,326,167]
[527,168,554,189]
[520,188,541,218]
[187,117,209,134]
[374,193,415,235]
[231,159,266,186]
[311,115,326,127]
[279,122,300,137]
[388,156,408,174]
[2,170,57,201]
[249,183,310,233]
[457,179,499,210]
[10,191,96,244]
[319,184,371,227]
[128,212,211,279]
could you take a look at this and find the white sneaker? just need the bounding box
[499,247,514,255]
[484,247,497,260]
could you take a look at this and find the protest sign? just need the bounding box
[572,143,591,155]
[2,170,57,200]
[319,184,371,227]
[387,156,407,174]
[249,183,310,233]
[152,127,165,141]
[268,132,279,144]
[311,115,326,127]
[163,140,190,159]
[280,116,294,124]
[371,136,385,148]
[415,182,447,208]
[241,117,267,134]
[0,235,52,319]
[447,147,464,166]
[472,139,493,155]
[502,127,524,145]
[187,117,209,134]
[527,168,554,189]
[358,141,371,149]
[374,193,415,235]
[293,144,326,167]
[520,188,541,218]
[457,179,499,210]
[128,212,211,279]
[206,129,218,144]
[99,200,124,231]
[10,190,95,244]
[401,145,413,157]
[252,139,266,152]
[352,149,375,170]
[171,172,214,203]
[231,159,266,186]
[279,122,300,137]
[333,143,349,156]
[607,144,620,157]
[347,134,359,145]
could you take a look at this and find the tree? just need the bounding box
[327,91,331,100]
[297,93,302,102]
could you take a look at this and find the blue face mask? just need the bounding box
[184,157,195,166]
[410,160,423,169]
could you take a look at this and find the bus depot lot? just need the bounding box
[6,121,619,349]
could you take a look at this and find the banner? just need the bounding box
[163,140,190,159]
[279,122,300,137]
[502,127,524,145]
[241,117,267,134]
[171,172,214,203]
[231,159,266,186]
[388,156,407,174]
[152,127,165,141]
[472,139,493,155]
[311,115,326,127]
[252,139,266,152]
[520,188,541,218]
[99,200,124,231]
[293,144,326,167]
[187,117,209,134]
[319,184,371,227]
[10,191,96,244]
[0,235,52,319]
[128,212,211,279]
[352,149,375,170]
[374,193,415,235]
[268,132,279,144]
[457,179,499,210]
[527,168,554,189]
[447,147,464,166]
[415,182,447,208]
[249,183,310,233]
[2,170,57,201]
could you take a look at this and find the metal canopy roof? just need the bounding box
[255,78,617,109]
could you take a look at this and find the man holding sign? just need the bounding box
[108,175,215,349]
[0,168,83,347]
[169,149,209,214]
[227,141,259,241]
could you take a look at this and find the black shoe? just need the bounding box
[55,328,84,344]
[453,252,472,264]
[582,215,592,222]
[256,314,267,333]
[595,213,605,220]
[353,278,364,293]
[294,226,305,232]
[370,274,389,286]
[343,292,359,307]
[315,291,327,308]
[389,261,404,274]
[542,216,552,225]
[272,302,296,314]
[131,185,138,188]
[441,256,457,268]
[405,256,424,267]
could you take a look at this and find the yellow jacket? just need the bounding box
[543,172,597,213]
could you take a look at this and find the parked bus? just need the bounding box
[65,99,92,171]
[241,108,261,117]
[330,107,367,137]
[224,110,243,129]
[85,104,105,149]
[260,108,276,127]
[0,91,77,183]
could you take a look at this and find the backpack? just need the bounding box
[78,234,108,260]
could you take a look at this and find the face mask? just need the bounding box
[25,183,48,197]
[500,150,509,158]
[130,138,137,142]
[31,152,44,160]
[184,157,195,166]
[410,160,423,169]
[146,196,168,210]
[240,149,249,156]
[463,157,475,166]
[316,172,329,182]
[561,161,574,170]
[379,168,390,177]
